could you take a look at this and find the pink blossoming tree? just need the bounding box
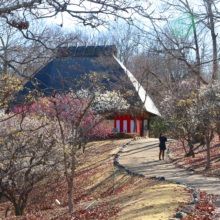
[13,90,126,213]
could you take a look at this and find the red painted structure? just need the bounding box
[114,116,142,135]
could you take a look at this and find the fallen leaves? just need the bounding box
[0,139,197,219]
[0,139,128,219]
[168,134,220,177]
[176,189,220,220]
[169,136,220,219]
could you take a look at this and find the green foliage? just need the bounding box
[150,116,183,139]
[150,117,168,138]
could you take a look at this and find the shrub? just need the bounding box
[112,132,138,139]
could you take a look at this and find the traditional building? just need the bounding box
[18,44,160,136]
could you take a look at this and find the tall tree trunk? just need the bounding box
[191,11,201,88]
[205,0,218,81]
[68,120,76,213]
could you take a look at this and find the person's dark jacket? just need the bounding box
[159,136,167,150]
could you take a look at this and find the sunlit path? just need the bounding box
[119,138,220,207]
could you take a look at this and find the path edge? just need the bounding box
[114,137,200,219]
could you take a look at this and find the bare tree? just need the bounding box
[201,0,219,81]
[104,20,144,66]
[0,113,62,216]
[0,21,80,76]
[143,0,220,87]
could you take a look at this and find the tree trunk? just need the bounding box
[217,124,220,141]
[14,204,24,216]
[133,116,137,133]
[189,144,195,158]
[68,180,74,213]
[68,153,75,213]
[191,12,201,88]
[5,206,9,218]
[78,143,81,149]
[186,140,195,158]
[205,0,218,81]
[186,132,195,157]
[68,121,76,213]
[181,140,187,155]
[206,139,211,169]
[205,128,213,169]
[3,47,8,75]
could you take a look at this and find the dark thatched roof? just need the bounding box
[17,45,160,116]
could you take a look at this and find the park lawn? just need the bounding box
[168,134,220,177]
[1,139,192,219]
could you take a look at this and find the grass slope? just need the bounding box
[0,139,192,219]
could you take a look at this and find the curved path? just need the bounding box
[119,138,220,207]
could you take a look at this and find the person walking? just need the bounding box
[159,133,167,160]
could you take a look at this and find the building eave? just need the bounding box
[113,56,161,117]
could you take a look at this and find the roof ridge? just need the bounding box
[57,45,117,57]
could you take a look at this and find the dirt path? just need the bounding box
[119,138,220,207]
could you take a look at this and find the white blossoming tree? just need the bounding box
[189,81,220,168]
[161,79,220,168]
[160,79,198,157]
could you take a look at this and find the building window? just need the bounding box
[116,120,120,132]
[123,120,127,132]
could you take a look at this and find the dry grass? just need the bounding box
[78,139,192,220]
[113,181,190,220]
[1,139,192,219]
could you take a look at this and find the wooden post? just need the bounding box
[141,119,144,136]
